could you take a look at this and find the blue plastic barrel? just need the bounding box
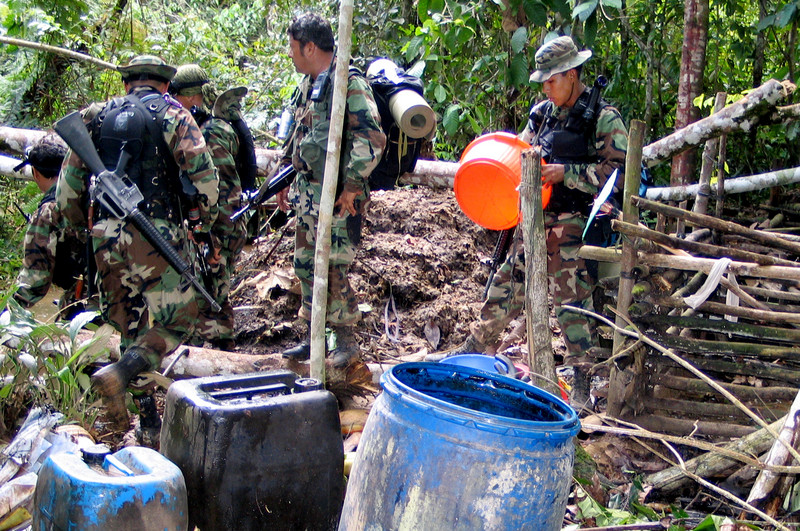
[339,362,580,531]
[33,446,188,531]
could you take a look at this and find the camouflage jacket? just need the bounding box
[57,86,219,229]
[15,185,87,307]
[282,64,386,198]
[199,115,241,235]
[520,88,627,213]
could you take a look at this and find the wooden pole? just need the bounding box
[607,119,645,417]
[693,92,726,215]
[309,0,354,381]
[520,149,557,395]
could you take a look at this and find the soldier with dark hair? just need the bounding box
[56,54,219,428]
[13,136,91,318]
[171,64,248,351]
[277,11,386,368]
[428,36,628,409]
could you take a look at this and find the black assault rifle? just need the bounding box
[54,111,222,313]
[229,164,296,222]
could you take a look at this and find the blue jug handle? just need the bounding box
[493,353,517,379]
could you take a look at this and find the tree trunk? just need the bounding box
[669,0,709,186]
[642,79,795,167]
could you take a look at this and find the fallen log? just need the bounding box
[580,246,800,284]
[0,126,46,155]
[632,196,800,256]
[650,295,800,325]
[654,354,800,386]
[612,219,797,266]
[651,373,798,403]
[644,415,786,498]
[0,154,31,181]
[650,333,800,363]
[645,166,800,202]
[641,79,795,167]
[643,395,785,423]
[633,413,757,439]
[640,314,800,344]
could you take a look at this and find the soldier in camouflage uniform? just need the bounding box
[13,137,93,319]
[170,64,247,351]
[276,12,386,368]
[428,37,627,405]
[56,55,219,427]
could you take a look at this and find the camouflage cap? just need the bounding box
[118,55,177,83]
[212,86,248,121]
[170,64,210,96]
[529,36,592,83]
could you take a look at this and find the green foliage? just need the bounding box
[0,291,110,432]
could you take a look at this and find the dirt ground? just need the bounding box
[231,184,559,362]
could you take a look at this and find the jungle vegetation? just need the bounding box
[0,0,798,287]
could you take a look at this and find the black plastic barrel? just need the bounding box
[160,370,343,530]
[340,362,580,531]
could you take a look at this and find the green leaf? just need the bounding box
[434,84,447,103]
[510,26,528,54]
[68,311,99,341]
[442,104,461,136]
[467,114,481,135]
[417,0,430,22]
[572,0,598,22]
[776,3,798,28]
[523,0,548,26]
[600,0,622,10]
[509,53,530,86]
[584,11,598,47]
[756,13,776,31]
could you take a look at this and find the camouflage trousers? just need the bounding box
[92,218,200,367]
[471,211,597,358]
[290,174,362,326]
[192,221,247,344]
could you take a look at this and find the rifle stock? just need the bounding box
[54,110,222,313]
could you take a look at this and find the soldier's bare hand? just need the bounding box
[542,163,565,185]
[335,190,358,217]
[276,187,290,212]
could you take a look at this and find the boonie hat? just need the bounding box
[170,64,210,96]
[213,87,248,121]
[118,55,177,83]
[529,36,592,83]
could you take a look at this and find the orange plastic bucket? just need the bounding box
[454,132,551,230]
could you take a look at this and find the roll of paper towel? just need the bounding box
[388,89,436,139]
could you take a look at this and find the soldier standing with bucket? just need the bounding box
[428,36,628,410]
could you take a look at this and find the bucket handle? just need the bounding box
[493,353,517,379]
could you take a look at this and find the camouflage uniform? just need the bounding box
[471,68,627,358]
[14,184,90,316]
[171,67,248,347]
[191,116,245,344]
[57,85,219,367]
[283,65,386,326]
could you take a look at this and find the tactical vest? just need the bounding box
[290,67,361,190]
[91,88,180,219]
[531,90,611,215]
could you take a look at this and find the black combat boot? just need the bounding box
[91,348,151,430]
[424,334,486,362]
[282,341,311,360]
[330,327,359,369]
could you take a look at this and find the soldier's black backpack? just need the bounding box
[366,63,429,191]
